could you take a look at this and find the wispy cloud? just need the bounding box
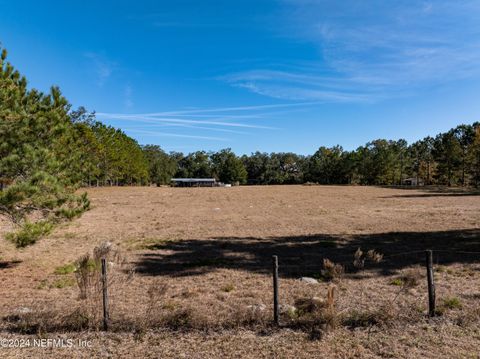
[220,1,480,102]
[124,85,133,108]
[123,122,250,135]
[84,52,116,86]
[97,113,276,129]
[314,6,480,88]
[123,129,228,141]
[222,70,378,102]
[97,102,297,143]
[120,101,322,116]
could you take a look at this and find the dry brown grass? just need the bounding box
[0,185,479,357]
[320,259,344,281]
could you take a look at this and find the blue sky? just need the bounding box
[1,0,480,154]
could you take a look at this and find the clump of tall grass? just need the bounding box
[342,304,396,329]
[71,241,134,329]
[321,259,344,281]
[293,285,337,339]
[353,247,383,270]
[390,268,423,290]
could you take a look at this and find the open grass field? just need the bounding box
[0,185,479,358]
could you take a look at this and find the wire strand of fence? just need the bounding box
[382,250,426,258]
[432,249,480,255]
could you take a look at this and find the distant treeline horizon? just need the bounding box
[143,121,480,187]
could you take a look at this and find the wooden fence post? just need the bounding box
[272,255,279,326]
[101,257,109,331]
[425,250,436,317]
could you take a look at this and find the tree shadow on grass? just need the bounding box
[0,260,21,270]
[134,228,480,278]
[379,186,480,198]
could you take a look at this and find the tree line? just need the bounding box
[1,45,479,246]
[145,124,480,188]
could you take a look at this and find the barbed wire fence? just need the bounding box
[268,248,480,326]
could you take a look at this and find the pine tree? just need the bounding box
[0,47,89,247]
[432,131,462,186]
[467,124,480,187]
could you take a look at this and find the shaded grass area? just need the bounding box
[135,229,480,278]
[0,260,21,270]
[378,186,480,198]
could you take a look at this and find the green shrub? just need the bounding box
[54,263,76,275]
[390,268,422,289]
[6,221,54,248]
[442,297,462,310]
[221,284,235,292]
[52,277,76,288]
[390,278,404,286]
[36,279,48,290]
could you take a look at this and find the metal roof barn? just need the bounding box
[171,178,216,187]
